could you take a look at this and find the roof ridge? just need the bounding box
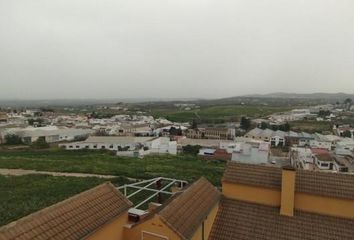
[0,182,132,240]
[0,182,111,232]
[158,177,220,239]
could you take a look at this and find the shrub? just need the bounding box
[31,137,50,149]
[4,134,23,145]
[182,145,202,155]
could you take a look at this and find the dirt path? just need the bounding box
[0,168,118,179]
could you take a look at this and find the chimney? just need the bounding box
[280,166,296,217]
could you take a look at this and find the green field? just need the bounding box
[0,150,225,186]
[0,150,225,226]
[0,174,114,226]
[290,120,333,133]
[150,105,293,123]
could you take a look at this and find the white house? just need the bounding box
[297,132,315,147]
[244,128,273,142]
[335,126,354,139]
[311,148,335,171]
[289,147,314,170]
[271,130,286,147]
[313,153,334,170]
[149,137,177,155]
[231,142,270,164]
[335,139,354,155]
[309,133,333,150]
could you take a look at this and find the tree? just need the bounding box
[4,134,23,145]
[271,125,279,131]
[343,130,352,138]
[96,129,109,136]
[260,122,268,130]
[74,134,89,142]
[31,137,50,149]
[344,98,352,104]
[283,122,290,132]
[169,127,182,136]
[191,119,198,129]
[344,98,352,111]
[240,117,251,130]
[318,110,331,118]
[182,145,202,155]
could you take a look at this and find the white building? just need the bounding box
[335,139,354,155]
[245,128,286,147]
[335,126,354,139]
[309,133,336,150]
[289,147,314,170]
[59,136,177,155]
[271,130,286,147]
[1,126,92,144]
[231,142,270,164]
[150,137,177,155]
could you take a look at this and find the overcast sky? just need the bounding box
[0,0,354,99]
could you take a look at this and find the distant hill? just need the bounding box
[0,98,200,107]
[192,92,354,107]
[242,92,354,100]
[1,93,353,108]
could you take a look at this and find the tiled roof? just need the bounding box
[83,136,155,144]
[209,198,354,240]
[222,162,282,189]
[299,132,314,139]
[0,183,132,240]
[159,177,220,240]
[272,130,286,138]
[287,131,299,137]
[223,162,354,200]
[296,170,354,200]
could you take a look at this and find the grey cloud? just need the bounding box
[0,0,354,99]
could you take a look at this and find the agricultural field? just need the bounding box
[149,104,293,123]
[0,149,226,186]
[0,150,225,226]
[290,120,333,134]
[0,174,119,226]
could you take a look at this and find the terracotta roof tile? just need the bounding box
[296,170,354,199]
[0,183,132,240]
[209,198,354,240]
[223,162,354,200]
[223,162,282,189]
[159,177,220,240]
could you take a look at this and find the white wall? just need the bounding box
[309,140,332,150]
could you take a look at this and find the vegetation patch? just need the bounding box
[0,174,112,226]
[150,105,293,123]
[0,149,226,186]
[290,120,333,133]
